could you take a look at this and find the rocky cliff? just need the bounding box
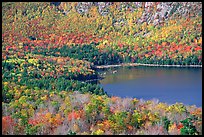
[54,2,202,26]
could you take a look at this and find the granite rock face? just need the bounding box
[54,2,201,25]
[51,2,202,38]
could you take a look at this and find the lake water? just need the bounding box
[98,66,202,107]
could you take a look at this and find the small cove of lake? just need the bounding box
[98,66,202,107]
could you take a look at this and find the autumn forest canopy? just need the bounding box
[2,2,202,135]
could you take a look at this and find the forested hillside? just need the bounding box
[2,2,202,135]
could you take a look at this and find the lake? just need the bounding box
[98,66,202,107]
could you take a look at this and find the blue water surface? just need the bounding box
[99,66,202,107]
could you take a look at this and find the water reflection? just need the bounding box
[98,67,152,84]
[99,66,202,107]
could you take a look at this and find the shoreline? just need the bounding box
[94,63,202,69]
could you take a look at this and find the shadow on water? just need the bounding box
[97,66,202,107]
